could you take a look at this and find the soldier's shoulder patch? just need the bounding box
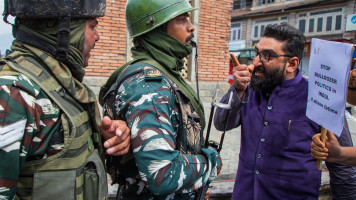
[144,68,163,81]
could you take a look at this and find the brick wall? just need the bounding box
[198,0,233,82]
[82,0,238,183]
[86,0,127,77]
[86,0,233,83]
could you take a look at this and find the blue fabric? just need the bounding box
[352,50,356,69]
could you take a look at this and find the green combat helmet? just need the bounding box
[125,0,196,38]
[2,0,106,62]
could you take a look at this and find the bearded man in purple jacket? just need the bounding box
[214,23,356,199]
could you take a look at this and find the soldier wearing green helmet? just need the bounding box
[100,0,222,199]
[125,0,197,37]
[0,0,131,199]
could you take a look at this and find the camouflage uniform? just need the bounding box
[104,62,221,200]
[0,1,108,199]
[0,20,106,200]
[0,62,63,199]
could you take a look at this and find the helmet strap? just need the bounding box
[157,22,169,33]
[3,1,16,37]
[191,41,200,103]
[2,0,10,24]
[56,16,70,63]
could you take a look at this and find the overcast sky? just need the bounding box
[0,1,14,33]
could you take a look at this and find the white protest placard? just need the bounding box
[306,38,353,136]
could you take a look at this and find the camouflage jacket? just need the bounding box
[0,63,63,199]
[104,63,221,200]
[0,51,106,200]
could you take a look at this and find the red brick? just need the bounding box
[87,0,233,82]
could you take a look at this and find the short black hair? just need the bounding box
[263,23,305,61]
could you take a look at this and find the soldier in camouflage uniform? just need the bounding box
[0,0,130,199]
[100,0,222,199]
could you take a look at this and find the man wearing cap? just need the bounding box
[100,0,221,199]
[0,0,130,199]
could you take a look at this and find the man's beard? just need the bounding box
[250,64,286,93]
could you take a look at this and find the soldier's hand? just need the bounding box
[101,116,130,156]
[233,64,254,99]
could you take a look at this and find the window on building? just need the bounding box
[299,19,306,33]
[254,26,259,38]
[335,15,342,30]
[299,13,307,17]
[246,0,252,7]
[309,18,314,33]
[252,18,286,40]
[258,0,274,6]
[233,0,241,9]
[258,0,274,5]
[298,8,343,36]
[317,17,323,32]
[230,22,242,41]
[233,0,252,9]
[260,25,265,37]
[241,0,246,8]
[232,30,237,40]
[310,8,342,16]
[326,16,332,31]
[263,0,274,4]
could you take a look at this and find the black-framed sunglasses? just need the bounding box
[254,51,293,62]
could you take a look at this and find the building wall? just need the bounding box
[86,0,233,84]
[344,0,356,40]
[197,0,233,82]
[230,0,356,76]
[82,0,238,182]
[86,0,127,77]
[231,0,356,45]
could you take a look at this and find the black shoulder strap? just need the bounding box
[102,63,146,105]
[99,58,165,106]
[99,58,146,106]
